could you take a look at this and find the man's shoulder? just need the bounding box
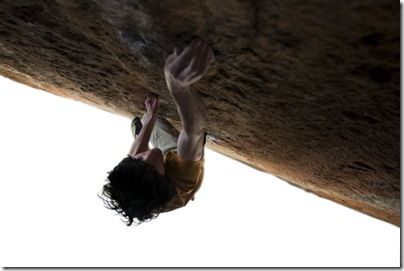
[164,150,204,164]
[164,150,204,185]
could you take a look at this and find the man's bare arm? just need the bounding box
[128,94,159,158]
[164,40,213,161]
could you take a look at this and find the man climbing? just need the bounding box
[100,39,213,226]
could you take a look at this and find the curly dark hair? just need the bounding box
[99,157,176,226]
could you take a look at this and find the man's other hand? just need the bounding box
[164,39,213,90]
[145,93,159,120]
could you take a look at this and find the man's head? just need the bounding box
[133,148,166,175]
[100,150,175,226]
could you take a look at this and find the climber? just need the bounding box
[100,39,213,226]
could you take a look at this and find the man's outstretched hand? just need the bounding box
[145,93,159,120]
[164,39,213,90]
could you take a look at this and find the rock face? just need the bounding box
[0,0,400,225]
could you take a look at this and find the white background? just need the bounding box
[0,76,400,267]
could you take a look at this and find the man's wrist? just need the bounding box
[165,76,188,90]
[144,113,158,124]
[167,82,190,93]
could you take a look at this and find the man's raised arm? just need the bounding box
[128,93,159,158]
[164,39,213,161]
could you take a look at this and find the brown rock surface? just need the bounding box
[0,0,400,225]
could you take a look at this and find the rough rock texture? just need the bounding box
[0,0,400,225]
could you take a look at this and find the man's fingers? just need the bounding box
[188,41,212,77]
[168,49,195,78]
[177,39,201,62]
[166,46,184,66]
[165,52,176,66]
[191,41,206,71]
[147,92,158,99]
[165,39,213,85]
[174,47,183,57]
[199,41,212,70]
[146,93,159,107]
[179,66,198,82]
[168,60,188,78]
[194,40,211,67]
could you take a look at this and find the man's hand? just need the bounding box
[128,93,159,158]
[145,93,159,120]
[164,39,213,90]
